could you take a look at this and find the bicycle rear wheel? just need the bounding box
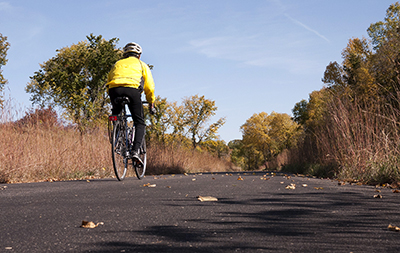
[111,121,128,181]
[134,138,147,179]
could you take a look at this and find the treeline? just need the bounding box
[227,2,400,185]
[283,2,400,184]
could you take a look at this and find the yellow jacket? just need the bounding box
[107,57,155,104]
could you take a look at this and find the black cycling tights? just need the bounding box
[109,86,145,152]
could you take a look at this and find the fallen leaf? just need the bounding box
[374,194,383,198]
[80,220,104,229]
[285,184,296,190]
[314,187,324,190]
[237,176,244,181]
[192,178,196,181]
[388,224,400,232]
[143,183,156,187]
[197,196,218,202]
[393,190,400,193]
[302,184,308,187]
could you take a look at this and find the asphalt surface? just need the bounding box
[1,172,400,252]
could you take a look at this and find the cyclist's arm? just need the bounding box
[142,63,155,104]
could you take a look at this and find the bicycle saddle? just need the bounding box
[114,96,130,105]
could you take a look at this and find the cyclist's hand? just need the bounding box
[149,103,156,115]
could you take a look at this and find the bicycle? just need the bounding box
[108,97,147,180]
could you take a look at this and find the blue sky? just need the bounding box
[0,0,396,142]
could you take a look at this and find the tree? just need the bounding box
[341,38,376,100]
[228,139,246,168]
[182,95,226,149]
[268,112,301,152]
[0,33,10,105]
[368,3,400,97]
[26,34,121,132]
[202,139,230,158]
[145,96,178,143]
[367,2,400,50]
[239,112,300,170]
[322,61,345,88]
[292,99,309,126]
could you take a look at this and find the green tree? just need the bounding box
[321,61,344,88]
[26,34,121,132]
[367,2,400,49]
[182,95,226,149]
[145,96,177,143]
[368,3,400,97]
[228,139,246,168]
[0,33,10,105]
[292,99,309,126]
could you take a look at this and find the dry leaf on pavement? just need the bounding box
[197,196,218,202]
[285,184,296,190]
[374,194,383,198]
[143,183,156,187]
[388,224,400,232]
[80,220,104,229]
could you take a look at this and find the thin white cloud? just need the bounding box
[189,34,321,75]
[0,1,12,11]
[284,14,330,42]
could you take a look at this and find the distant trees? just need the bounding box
[146,95,226,153]
[230,112,300,170]
[26,34,121,132]
[182,95,226,149]
[0,33,10,105]
[288,2,400,183]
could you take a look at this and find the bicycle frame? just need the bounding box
[109,98,148,180]
[109,104,133,154]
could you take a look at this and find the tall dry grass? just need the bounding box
[0,124,114,183]
[281,91,400,184]
[315,95,400,184]
[0,101,237,183]
[146,142,239,175]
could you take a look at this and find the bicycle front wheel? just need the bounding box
[111,121,128,181]
[134,139,147,179]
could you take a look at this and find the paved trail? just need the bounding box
[1,172,400,252]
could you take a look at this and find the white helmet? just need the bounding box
[123,42,142,55]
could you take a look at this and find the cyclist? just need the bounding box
[107,42,155,164]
